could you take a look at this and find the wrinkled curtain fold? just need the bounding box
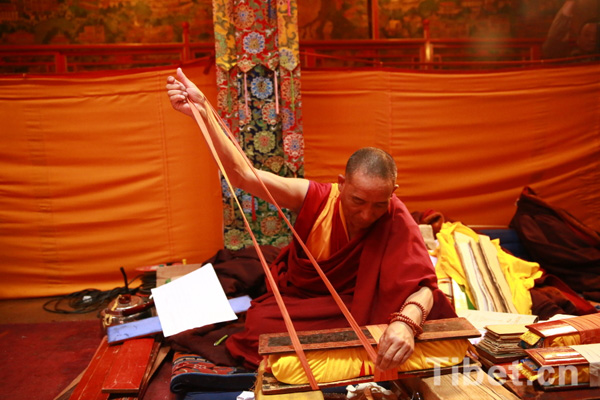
[0,63,598,299]
[0,66,224,299]
[301,64,600,230]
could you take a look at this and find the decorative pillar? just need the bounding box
[212,0,304,250]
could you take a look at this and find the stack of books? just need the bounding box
[519,343,600,390]
[475,324,528,368]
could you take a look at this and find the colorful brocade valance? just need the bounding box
[213,0,299,72]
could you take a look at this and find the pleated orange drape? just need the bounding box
[302,64,600,231]
[1,62,598,299]
[0,64,223,299]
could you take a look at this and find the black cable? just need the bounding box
[42,271,147,314]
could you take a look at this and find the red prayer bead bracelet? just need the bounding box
[389,312,424,336]
[388,300,430,336]
[400,300,429,325]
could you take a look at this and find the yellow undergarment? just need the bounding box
[268,339,469,385]
[305,183,347,261]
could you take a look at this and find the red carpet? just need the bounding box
[0,320,103,400]
[0,319,176,400]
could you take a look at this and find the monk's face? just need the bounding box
[338,170,397,234]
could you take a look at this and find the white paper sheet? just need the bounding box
[571,343,600,387]
[151,263,237,337]
[457,309,538,330]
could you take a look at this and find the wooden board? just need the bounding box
[259,318,480,355]
[504,379,600,400]
[399,369,521,400]
[107,341,165,400]
[254,360,325,400]
[102,338,155,394]
[70,336,118,400]
[260,326,375,355]
[260,358,481,395]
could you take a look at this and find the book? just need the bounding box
[453,232,520,314]
[519,344,600,389]
[520,313,600,349]
[478,235,519,314]
[454,233,491,311]
[475,324,528,364]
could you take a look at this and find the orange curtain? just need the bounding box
[302,64,600,231]
[0,64,223,299]
[1,63,599,299]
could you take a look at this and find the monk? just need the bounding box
[166,68,455,372]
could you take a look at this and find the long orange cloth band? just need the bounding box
[188,97,382,388]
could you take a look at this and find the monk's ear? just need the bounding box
[338,174,346,187]
[391,184,399,195]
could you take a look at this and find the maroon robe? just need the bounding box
[226,182,455,369]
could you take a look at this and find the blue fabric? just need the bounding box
[170,371,256,393]
[479,229,531,261]
[170,353,256,394]
[179,392,243,400]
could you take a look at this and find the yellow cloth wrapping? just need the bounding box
[268,339,469,385]
[548,333,582,347]
[494,244,543,315]
[520,363,591,386]
[434,221,542,314]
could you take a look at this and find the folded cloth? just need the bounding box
[531,274,597,320]
[520,313,600,349]
[170,352,256,393]
[166,321,246,367]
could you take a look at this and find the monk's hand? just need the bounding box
[166,67,207,118]
[375,321,415,371]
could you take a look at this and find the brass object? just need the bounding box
[100,294,153,331]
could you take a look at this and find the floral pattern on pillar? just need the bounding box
[212,0,303,250]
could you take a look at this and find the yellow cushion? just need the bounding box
[268,339,470,385]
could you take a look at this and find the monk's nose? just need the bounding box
[360,208,376,224]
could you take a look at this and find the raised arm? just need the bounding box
[166,68,309,212]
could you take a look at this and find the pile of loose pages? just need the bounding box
[426,222,600,392]
[451,231,519,313]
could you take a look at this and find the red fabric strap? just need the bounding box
[189,98,380,387]
[189,102,318,389]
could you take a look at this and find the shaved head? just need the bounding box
[345,147,397,186]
